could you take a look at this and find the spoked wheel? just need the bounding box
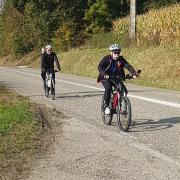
[117,96,131,132]
[101,95,113,125]
[50,80,55,100]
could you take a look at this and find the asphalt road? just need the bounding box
[0,67,180,180]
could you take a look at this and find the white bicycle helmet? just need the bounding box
[46,44,52,49]
[109,44,121,51]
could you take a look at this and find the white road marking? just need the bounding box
[2,68,180,108]
[129,94,180,108]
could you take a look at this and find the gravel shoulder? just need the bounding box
[27,115,180,180]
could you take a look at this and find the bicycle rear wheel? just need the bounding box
[50,80,55,100]
[117,96,131,132]
[101,95,113,125]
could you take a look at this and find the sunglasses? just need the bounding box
[113,51,120,55]
[47,49,52,52]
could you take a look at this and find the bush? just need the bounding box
[0,7,23,56]
[12,33,34,57]
[52,21,74,52]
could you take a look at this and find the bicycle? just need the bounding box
[44,69,58,100]
[101,70,141,132]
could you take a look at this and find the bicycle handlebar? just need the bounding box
[54,69,59,72]
[105,69,141,81]
[45,69,59,73]
[125,69,141,80]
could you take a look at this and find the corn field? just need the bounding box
[113,4,180,47]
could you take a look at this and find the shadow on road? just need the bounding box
[129,117,180,132]
[108,117,180,132]
[26,91,103,99]
[56,91,103,99]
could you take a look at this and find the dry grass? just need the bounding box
[1,45,179,91]
[122,46,180,90]
[59,48,107,78]
[58,45,180,91]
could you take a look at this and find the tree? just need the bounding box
[53,0,88,49]
[107,0,129,19]
[84,0,112,34]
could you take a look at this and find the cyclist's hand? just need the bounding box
[41,48,45,53]
[136,70,141,77]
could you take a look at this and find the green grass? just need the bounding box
[0,86,39,151]
[0,86,40,177]
[0,102,34,135]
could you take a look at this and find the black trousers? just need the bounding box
[102,80,112,107]
[102,79,127,107]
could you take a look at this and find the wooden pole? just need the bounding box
[129,0,136,45]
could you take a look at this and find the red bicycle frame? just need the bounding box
[112,91,119,109]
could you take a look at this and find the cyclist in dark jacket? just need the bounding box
[97,44,138,115]
[41,45,61,89]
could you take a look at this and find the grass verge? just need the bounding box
[0,86,41,179]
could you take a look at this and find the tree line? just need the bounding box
[0,0,179,57]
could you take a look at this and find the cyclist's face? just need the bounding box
[111,51,120,60]
[46,48,52,55]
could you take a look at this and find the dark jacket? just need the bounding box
[97,54,137,82]
[41,52,61,71]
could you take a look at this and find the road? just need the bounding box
[0,67,180,180]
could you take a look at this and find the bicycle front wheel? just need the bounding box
[45,85,49,97]
[117,96,131,132]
